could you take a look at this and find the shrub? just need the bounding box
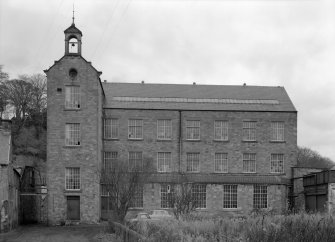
[128,212,335,242]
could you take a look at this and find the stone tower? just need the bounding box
[45,21,104,224]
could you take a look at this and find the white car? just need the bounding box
[149,210,174,220]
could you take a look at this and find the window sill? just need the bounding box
[156,139,172,142]
[186,171,200,173]
[128,138,144,141]
[269,141,286,143]
[185,139,201,142]
[63,145,81,148]
[213,140,229,142]
[242,172,257,174]
[242,140,258,143]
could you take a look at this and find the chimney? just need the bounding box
[193,82,196,85]
[141,80,145,84]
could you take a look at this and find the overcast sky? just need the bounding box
[1,0,334,161]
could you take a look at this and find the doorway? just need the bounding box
[67,196,80,220]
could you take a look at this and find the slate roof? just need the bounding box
[64,24,82,35]
[102,82,296,112]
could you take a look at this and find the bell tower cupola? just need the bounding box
[64,10,82,56]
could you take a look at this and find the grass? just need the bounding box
[128,212,335,242]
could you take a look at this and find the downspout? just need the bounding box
[178,110,182,174]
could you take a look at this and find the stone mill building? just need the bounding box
[45,21,297,224]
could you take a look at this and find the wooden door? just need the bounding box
[67,196,80,220]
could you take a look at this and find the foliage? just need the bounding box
[171,183,197,219]
[0,65,9,115]
[298,146,334,169]
[0,71,47,159]
[130,212,335,242]
[99,159,153,223]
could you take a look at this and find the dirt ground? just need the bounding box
[0,224,114,242]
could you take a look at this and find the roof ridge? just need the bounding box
[103,82,283,88]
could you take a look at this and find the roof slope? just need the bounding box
[102,82,296,112]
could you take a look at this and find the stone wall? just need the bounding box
[46,56,103,225]
[104,109,297,177]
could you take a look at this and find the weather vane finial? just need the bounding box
[72,4,75,25]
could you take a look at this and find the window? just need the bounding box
[223,185,238,208]
[65,167,80,190]
[192,184,206,208]
[65,86,80,109]
[128,119,143,139]
[100,184,113,210]
[103,152,117,171]
[186,120,200,140]
[271,122,284,141]
[243,153,256,173]
[129,185,143,208]
[65,123,80,146]
[157,152,171,172]
[243,121,256,141]
[161,184,174,208]
[157,120,172,140]
[214,121,228,140]
[271,154,284,173]
[253,185,267,209]
[214,153,228,173]
[186,153,200,172]
[128,152,142,171]
[104,119,119,139]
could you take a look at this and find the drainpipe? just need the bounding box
[178,111,182,174]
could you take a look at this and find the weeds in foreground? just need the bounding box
[129,213,335,242]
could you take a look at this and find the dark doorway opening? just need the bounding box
[67,196,80,220]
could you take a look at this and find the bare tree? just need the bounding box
[171,183,197,220]
[99,158,152,222]
[3,79,33,119]
[298,146,334,169]
[0,65,9,117]
[19,74,47,116]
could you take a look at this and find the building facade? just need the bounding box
[0,120,20,233]
[45,22,297,224]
